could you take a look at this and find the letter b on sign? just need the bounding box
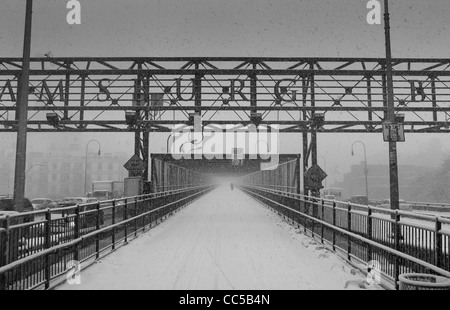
[367,0,381,25]
[67,0,81,25]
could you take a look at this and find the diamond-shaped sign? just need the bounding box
[305,164,327,190]
[124,154,146,173]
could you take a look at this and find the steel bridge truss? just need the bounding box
[1,57,450,134]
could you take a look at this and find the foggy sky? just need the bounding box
[0,0,449,185]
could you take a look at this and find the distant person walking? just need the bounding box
[230,183,234,191]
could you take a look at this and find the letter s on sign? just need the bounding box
[67,0,81,25]
[366,0,381,25]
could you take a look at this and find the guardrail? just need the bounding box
[239,185,450,290]
[0,185,213,290]
[406,201,450,213]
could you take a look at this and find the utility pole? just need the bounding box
[384,0,400,212]
[13,0,33,211]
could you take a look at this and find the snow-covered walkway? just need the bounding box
[58,186,376,290]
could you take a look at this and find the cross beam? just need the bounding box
[0,57,449,133]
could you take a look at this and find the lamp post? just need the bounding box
[84,140,101,195]
[351,141,369,201]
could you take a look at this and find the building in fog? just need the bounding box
[337,162,429,202]
[0,141,130,199]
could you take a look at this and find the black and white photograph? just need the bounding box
[0,0,450,295]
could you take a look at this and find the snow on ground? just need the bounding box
[58,186,379,290]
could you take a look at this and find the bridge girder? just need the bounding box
[0,57,449,133]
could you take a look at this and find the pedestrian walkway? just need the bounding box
[58,186,374,290]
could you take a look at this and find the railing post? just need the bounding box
[435,218,442,269]
[74,205,80,262]
[124,198,128,244]
[44,209,51,289]
[134,197,138,237]
[301,197,306,234]
[311,197,316,238]
[0,216,10,290]
[320,199,325,244]
[112,199,116,251]
[367,206,373,263]
[95,202,100,260]
[394,210,400,290]
[332,201,336,251]
[347,203,352,262]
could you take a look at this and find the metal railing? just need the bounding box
[240,185,450,290]
[0,185,213,290]
[405,201,450,213]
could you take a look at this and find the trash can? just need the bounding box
[399,273,450,290]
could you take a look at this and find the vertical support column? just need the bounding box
[250,61,258,115]
[302,74,310,199]
[150,157,157,193]
[134,131,141,158]
[161,161,165,192]
[381,62,388,122]
[384,0,401,217]
[142,132,149,182]
[194,71,202,115]
[64,60,71,120]
[142,74,150,182]
[295,154,301,196]
[13,0,33,211]
[430,75,438,122]
[366,74,373,123]
[79,74,86,128]
[310,68,319,199]
[134,66,143,162]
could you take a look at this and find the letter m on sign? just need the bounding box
[39,80,64,105]
[0,80,16,102]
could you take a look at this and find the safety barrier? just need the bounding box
[238,159,450,290]
[240,185,450,289]
[0,185,213,290]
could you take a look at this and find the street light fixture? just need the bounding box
[25,163,44,197]
[25,163,44,177]
[84,140,101,195]
[351,141,369,201]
